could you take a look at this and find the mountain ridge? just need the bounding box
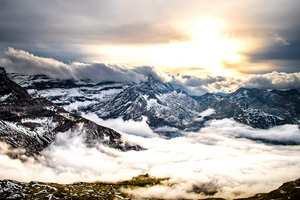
[195,87,300,129]
[9,72,300,133]
[0,69,142,155]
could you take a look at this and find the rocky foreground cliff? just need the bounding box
[0,175,299,200]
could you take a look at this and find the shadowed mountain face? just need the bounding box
[9,73,300,133]
[0,68,142,156]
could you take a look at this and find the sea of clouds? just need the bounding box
[1,111,300,199]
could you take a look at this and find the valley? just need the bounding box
[1,69,300,199]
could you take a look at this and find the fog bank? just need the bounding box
[1,118,300,199]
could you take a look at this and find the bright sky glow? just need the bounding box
[88,19,244,76]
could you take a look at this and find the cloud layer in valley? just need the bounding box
[1,48,300,96]
[83,114,158,138]
[1,117,300,199]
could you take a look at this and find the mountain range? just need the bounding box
[8,72,300,134]
[1,68,300,199]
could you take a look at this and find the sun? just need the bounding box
[190,19,219,40]
[149,19,242,75]
[90,19,243,76]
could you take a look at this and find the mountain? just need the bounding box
[195,87,300,129]
[8,73,300,133]
[87,76,203,131]
[9,73,204,133]
[0,68,142,156]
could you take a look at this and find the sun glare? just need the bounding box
[89,19,243,76]
[148,19,242,75]
[190,19,219,40]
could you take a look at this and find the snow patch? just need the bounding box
[0,94,12,101]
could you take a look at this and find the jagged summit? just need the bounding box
[144,75,174,94]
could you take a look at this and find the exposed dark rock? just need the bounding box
[0,71,142,156]
[237,178,300,200]
[195,88,300,129]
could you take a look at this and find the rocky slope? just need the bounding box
[1,175,299,200]
[9,73,204,132]
[89,76,202,131]
[9,73,300,132]
[0,174,168,200]
[195,88,300,129]
[238,177,300,200]
[0,68,142,156]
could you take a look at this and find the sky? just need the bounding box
[0,0,300,94]
[1,2,300,198]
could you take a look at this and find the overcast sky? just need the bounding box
[0,0,299,93]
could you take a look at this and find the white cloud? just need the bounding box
[152,126,179,133]
[195,108,215,122]
[199,108,215,117]
[71,62,148,83]
[1,118,300,199]
[198,119,300,144]
[191,119,300,146]
[1,48,300,97]
[169,71,300,95]
[0,47,71,79]
[82,113,158,138]
[0,47,163,84]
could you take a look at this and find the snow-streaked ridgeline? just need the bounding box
[9,72,300,135]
